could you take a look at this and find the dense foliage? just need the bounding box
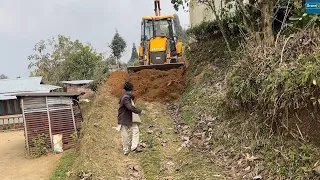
[109,30,127,67]
[227,29,320,118]
[0,74,8,79]
[128,43,138,66]
[28,35,108,85]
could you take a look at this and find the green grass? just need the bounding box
[134,101,224,180]
[50,150,78,180]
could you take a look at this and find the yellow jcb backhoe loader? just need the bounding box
[127,0,184,73]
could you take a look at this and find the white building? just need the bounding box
[189,0,248,27]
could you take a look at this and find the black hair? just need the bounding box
[123,82,134,91]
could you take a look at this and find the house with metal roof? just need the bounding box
[0,77,61,130]
[59,80,94,99]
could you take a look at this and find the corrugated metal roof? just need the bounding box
[60,80,93,85]
[0,77,62,94]
[38,84,62,91]
[0,77,62,100]
[14,92,82,97]
[0,94,17,100]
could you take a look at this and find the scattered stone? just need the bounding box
[147,130,154,134]
[128,164,140,172]
[314,166,320,175]
[93,123,99,128]
[166,161,175,167]
[156,130,163,136]
[245,153,263,161]
[176,147,182,152]
[161,140,168,147]
[79,170,92,180]
[213,174,222,177]
[244,166,251,171]
[129,172,140,179]
[253,175,262,180]
[66,171,73,177]
[140,142,148,148]
[182,136,190,141]
[182,126,189,130]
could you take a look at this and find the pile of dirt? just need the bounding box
[106,70,129,98]
[106,69,186,102]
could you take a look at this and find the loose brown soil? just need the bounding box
[107,69,186,102]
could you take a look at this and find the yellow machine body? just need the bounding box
[127,0,184,73]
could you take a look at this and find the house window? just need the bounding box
[0,102,4,115]
[6,100,13,114]
[0,99,22,116]
[14,100,20,114]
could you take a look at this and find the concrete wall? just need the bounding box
[189,0,218,27]
[189,0,248,27]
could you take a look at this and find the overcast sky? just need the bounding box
[0,0,189,78]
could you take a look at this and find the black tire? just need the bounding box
[170,59,177,63]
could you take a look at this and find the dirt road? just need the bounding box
[68,85,223,179]
[0,131,62,180]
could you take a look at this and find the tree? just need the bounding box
[171,0,276,46]
[28,38,62,83]
[172,0,232,52]
[28,35,106,84]
[128,43,138,66]
[0,74,8,79]
[59,41,104,81]
[106,55,117,66]
[109,30,127,68]
[173,14,189,43]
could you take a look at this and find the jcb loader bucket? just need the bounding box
[127,63,184,73]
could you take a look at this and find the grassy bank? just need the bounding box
[177,36,320,178]
[134,101,225,179]
[66,87,144,179]
[63,81,227,179]
[50,150,78,180]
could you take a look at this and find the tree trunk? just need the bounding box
[116,59,120,69]
[206,1,232,53]
[236,0,261,43]
[261,0,274,46]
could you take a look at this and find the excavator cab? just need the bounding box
[127,0,184,73]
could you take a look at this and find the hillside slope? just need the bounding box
[68,75,225,179]
[174,37,320,179]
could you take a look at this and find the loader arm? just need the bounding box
[154,0,161,16]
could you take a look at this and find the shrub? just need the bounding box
[227,28,320,121]
[31,133,49,157]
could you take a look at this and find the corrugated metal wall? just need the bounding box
[22,97,51,150]
[22,96,82,152]
[48,97,76,149]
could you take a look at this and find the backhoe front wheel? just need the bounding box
[170,59,177,63]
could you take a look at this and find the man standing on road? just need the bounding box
[118,82,144,155]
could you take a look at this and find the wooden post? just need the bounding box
[70,98,77,132]
[45,97,54,150]
[21,99,29,153]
